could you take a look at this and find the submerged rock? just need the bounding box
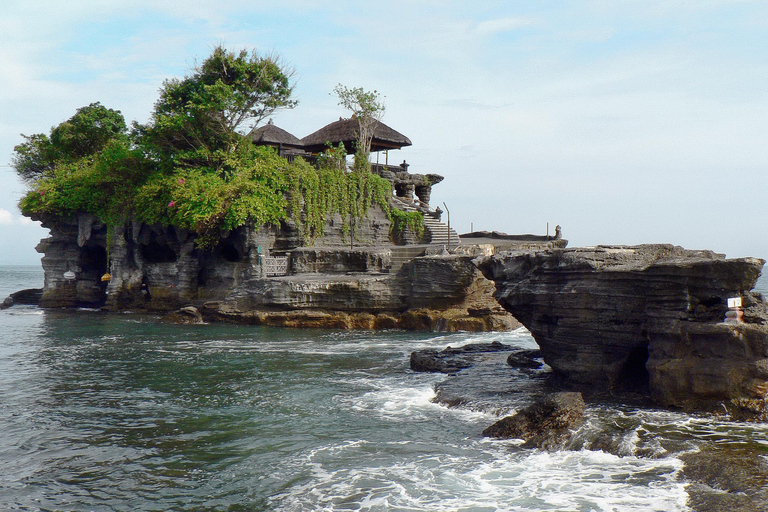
[507,349,543,369]
[477,244,768,416]
[410,341,511,373]
[1,288,43,309]
[482,392,586,449]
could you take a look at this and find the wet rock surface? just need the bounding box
[0,288,43,309]
[507,349,543,369]
[477,244,768,415]
[410,341,511,373]
[161,306,205,324]
[482,392,586,449]
[410,340,557,415]
[30,211,522,331]
[681,445,768,512]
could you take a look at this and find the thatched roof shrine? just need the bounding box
[300,117,412,154]
[250,119,304,149]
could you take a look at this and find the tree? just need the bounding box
[139,45,297,169]
[50,102,128,159]
[11,133,56,183]
[12,102,127,182]
[333,84,385,170]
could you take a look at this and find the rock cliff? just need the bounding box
[477,245,768,416]
[30,210,521,332]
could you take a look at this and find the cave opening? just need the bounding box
[219,238,243,263]
[141,237,177,263]
[79,245,108,306]
[618,344,650,392]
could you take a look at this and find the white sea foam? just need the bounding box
[272,442,689,511]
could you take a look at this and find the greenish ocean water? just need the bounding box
[1,266,766,511]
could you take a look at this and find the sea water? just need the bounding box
[0,265,766,511]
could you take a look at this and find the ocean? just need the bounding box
[1,265,766,511]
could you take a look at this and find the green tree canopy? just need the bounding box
[12,102,127,182]
[15,47,396,250]
[138,45,297,171]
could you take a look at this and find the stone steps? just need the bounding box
[390,197,461,248]
[423,216,460,247]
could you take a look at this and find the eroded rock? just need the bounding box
[477,245,768,415]
[162,306,205,324]
[410,341,510,373]
[682,445,768,512]
[482,392,586,449]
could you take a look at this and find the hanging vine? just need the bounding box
[286,154,391,243]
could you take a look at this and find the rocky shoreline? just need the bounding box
[24,211,553,332]
[408,340,768,511]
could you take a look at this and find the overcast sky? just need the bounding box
[2,0,767,265]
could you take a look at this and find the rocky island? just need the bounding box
[10,46,768,419]
[13,47,565,332]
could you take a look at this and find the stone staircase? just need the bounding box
[423,214,460,247]
[391,197,460,248]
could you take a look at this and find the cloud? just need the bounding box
[475,16,534,36]
[0,208,41,227]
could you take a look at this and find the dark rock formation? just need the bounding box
[161,306,204,324]
[507,349,544,369]
[461,230,562,242]
[477,244,768,415]
[371,164,443,205]
[30,210,525,331]
[213,253,520,331]
[482,392,586,449]
[682,445,768,512]
[32,207,394,312]
[410,341,510,373]
[0,288,43,309]
[289,248,391,274]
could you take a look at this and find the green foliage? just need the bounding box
[19,139,143,225]
[16,47,402,251]
[285,148,392,243]
[12,102,127,183]
[137,45,296,172]
[389,208,425,241]
[11,133,57,183]
[50,102,128,159]
[133,145,291,248]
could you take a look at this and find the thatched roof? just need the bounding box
[301,117,412,154]
[250,119,303,148]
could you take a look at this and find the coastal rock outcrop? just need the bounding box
[1,288,43,309]
[410,341,510,373]
[477,245,768,415]
[209,253,520,331]
[30,211,522,331]
[482,392,586,449]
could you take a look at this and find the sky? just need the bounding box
[2,0,767,265]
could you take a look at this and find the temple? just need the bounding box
[251,118,445,217]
